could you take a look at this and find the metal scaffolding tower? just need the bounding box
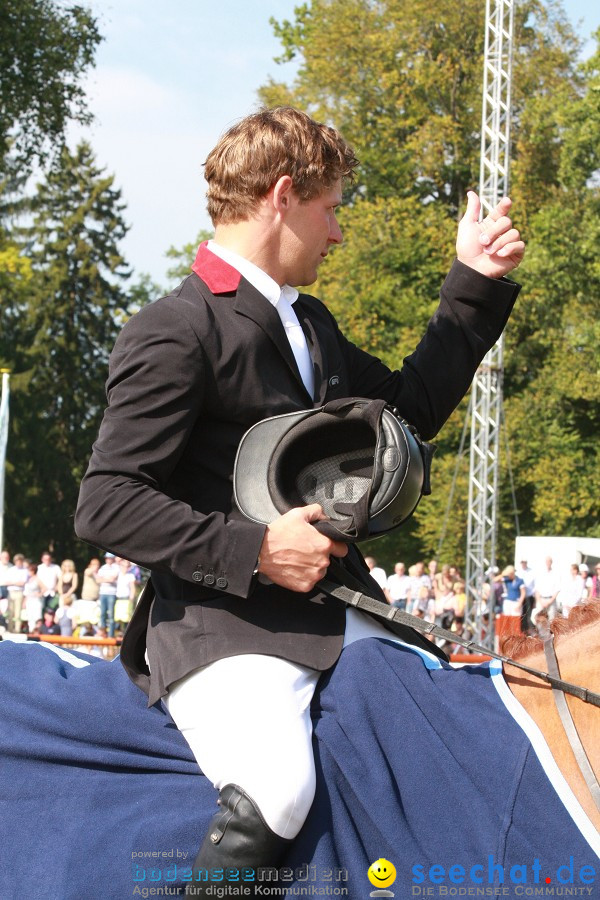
[464,0,515,647]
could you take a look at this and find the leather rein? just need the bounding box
[319,568,600,814]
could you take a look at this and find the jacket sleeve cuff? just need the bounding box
[181,516,266,600]
[441,259,521,346]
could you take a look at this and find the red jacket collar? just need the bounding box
[191,241,241,293]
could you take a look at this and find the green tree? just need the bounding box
[503,190,600,539]
[257,0,596,572]
[262,0,581,216]
[1,142,131,562]
[261,0,483,209]
[557,28,600,192]
[0,0,100,172]
[501,35,600,542]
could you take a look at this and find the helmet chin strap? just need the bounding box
[312,515,359,542]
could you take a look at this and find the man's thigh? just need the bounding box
[165,654,320,838]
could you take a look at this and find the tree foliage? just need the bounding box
[0,0,101,173]
[257,0,599,572]
[1,143,131,562]
[261,0,581,215]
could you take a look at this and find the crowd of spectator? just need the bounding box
[2,548,598,654]
[364,556,476,655]
[365,554,600,654]
[486,556,600,634]
[0,549,144,641]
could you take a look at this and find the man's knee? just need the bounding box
[242,762,316,840]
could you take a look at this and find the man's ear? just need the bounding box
[272,175,294,212]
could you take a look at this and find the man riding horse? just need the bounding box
[75,106,524,894]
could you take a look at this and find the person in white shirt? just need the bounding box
[96,552,120,638]
[558,563,585,618]
[364,556,387,590]
[24,563,44,633]
[115,558,137,631]
[579,563,592,600]
[385,562,411,609]
[37,552,62,610]
[533,556,561,623]
[7,554,28,632]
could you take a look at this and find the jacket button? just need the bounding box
[192,570,203,583]
[203,573,215,586]
[216,577,228,590]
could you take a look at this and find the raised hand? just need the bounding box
[456,192,525,279]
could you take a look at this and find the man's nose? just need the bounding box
[329,217,343,245]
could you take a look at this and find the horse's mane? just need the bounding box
[501,601,600,660]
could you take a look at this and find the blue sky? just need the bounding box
[70,0,599,289]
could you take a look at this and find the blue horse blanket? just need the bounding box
[0,636,598,899]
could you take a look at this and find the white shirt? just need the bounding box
[535,567,561,599]
[369,566,387,590]
[7,565,28,590]
[559,574,585,615]
[116,571,136,599]
[208,240,315,398]
[518,566,536,596]
[97,563,119,596]
[37,562,61,594]
[386,573,411,602]
[0,562,11,587]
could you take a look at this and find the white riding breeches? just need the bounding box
[164,607,408,838]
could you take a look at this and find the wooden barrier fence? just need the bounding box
[28,614,522,666]
[28,633,122,660]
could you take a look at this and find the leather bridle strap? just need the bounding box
[318,573,600,710]
[542,632,600,813]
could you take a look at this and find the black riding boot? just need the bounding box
[185,783,292,897]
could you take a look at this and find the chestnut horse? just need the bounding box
[502,602,600,833]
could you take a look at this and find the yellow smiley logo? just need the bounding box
[367,858,397,888]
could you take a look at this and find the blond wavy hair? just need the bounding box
[204,106,358,225]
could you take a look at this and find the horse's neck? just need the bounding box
[504,622,600,832]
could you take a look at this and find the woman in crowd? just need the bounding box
[55,594,76,636]
[24,562,44,633]
[57,559,78,605]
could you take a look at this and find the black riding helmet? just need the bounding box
[233,397,435,542]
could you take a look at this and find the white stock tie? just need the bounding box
[276,288,315,400]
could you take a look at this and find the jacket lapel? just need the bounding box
[192,241,327,406]
[191,243,314,403]
[233,281,298,375]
